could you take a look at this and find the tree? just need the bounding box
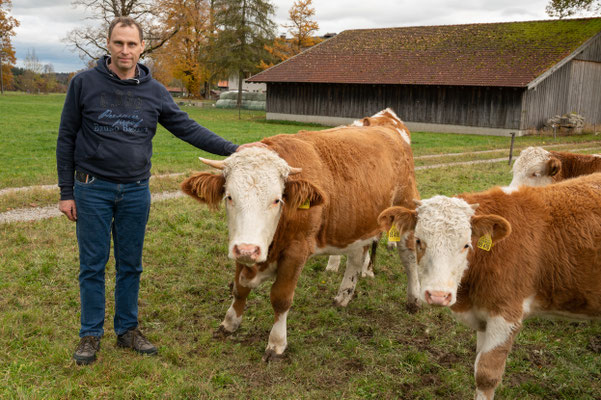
[546,0,601,18]
[24,48,43,74]
[259,0,321,71]
[259,36,296,70]
[213,0,276,108]
[151,0,214,98]
[64,0,181,63]
[0,0,19,93]
[283,0,320,53]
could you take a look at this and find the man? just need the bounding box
[57,16,261,365]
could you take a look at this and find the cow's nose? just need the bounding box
[425,290,452,306]
[233,244,261,262]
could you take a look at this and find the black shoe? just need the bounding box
[117,327,158,355]
[73,336,101,365]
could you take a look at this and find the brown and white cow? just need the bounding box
[379,173,601,399]
[182,109,419,361]
[510,146,601,187]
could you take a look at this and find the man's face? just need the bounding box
[107,24,145,76]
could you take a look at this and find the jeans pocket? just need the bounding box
[74,176,96,186]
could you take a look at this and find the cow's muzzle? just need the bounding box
[424,290,453,306]
[233,243,261,264]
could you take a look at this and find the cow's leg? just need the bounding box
[333,247,364,307]
[216,264,252,336]
[325,255,342,272]
[360,244,374,278]
[473,317,520,400]
[263,258,304,362]
[398,232,420,313]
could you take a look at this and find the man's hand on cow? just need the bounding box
[59,200,77,221]
[236,141,267,152]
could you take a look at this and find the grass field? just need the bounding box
[1,92,601,399]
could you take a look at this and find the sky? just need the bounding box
[7,0,558,73]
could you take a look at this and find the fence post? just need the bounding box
[508,132,516,165]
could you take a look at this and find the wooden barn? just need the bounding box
[248,18,601,136]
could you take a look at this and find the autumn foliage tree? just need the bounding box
[546,0,601,17]
[151,0,211,97]
[150,0,225,98]
[284,0,320,53]
[0,0,19,93]
[260,0,320,70]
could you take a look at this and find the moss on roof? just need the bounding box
[249,18,601,87]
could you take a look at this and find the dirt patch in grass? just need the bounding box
[588,334,601,353]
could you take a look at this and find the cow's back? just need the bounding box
[263,126,416,248]
[457,173,601,317]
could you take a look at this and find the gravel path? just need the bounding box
[0,191,185,224]
[2,145,599,224]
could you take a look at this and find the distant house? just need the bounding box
[228,72,266,93]
[248,18,601,136]
[166,86,186,97]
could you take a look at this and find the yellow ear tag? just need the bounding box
[298,199,310,209]
[388,225,401,242]
[477,234,493,251]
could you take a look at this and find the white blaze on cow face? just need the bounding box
[222,148,292,264]
[414,196,476,307]
[510,146,554,187]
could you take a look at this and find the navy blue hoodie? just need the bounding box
[56,56,238,200]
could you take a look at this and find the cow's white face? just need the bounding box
[413,196,476,307]
[510,147,554,187]
[222,148,292,264]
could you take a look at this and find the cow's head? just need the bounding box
[351,108,410,144]
[182,147,324,265]
[510,146,561,187]
[378,196,511,307]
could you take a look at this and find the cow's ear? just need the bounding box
[181,172,225,209]
[378,206,417,233]
[360,117,371,126]
[546,157,561,177]
[471,214,511,243]
[284,179,325,209]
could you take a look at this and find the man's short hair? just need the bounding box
[108,17,144,42]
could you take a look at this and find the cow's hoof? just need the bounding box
[333,295,351,308]
[405,301,420,314]
[361,270,375,278]
[262,349,286,362]
[213,325,234,339]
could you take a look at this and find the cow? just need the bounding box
[181,109,420,361]
[378,173,601,399]
[510,146,601,187]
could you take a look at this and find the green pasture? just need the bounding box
[1,92,601,399]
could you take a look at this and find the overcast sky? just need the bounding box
[9,0,557,73]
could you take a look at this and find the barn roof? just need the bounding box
[248,18,601,87]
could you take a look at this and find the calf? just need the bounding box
[182,109,419,360]
[510,146,601,187]
[379,173,601,399]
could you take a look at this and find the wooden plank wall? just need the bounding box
[568,60,601,124]
[521,62,571,129]
[266,83,523,129]
[575,33,601,63]
[522,58,601,128]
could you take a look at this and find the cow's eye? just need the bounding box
[464,244,469,249]
[274,199,281,205]
[416,238,421,246]
[226,195,232,201]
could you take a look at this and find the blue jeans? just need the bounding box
[74,175,151,338]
